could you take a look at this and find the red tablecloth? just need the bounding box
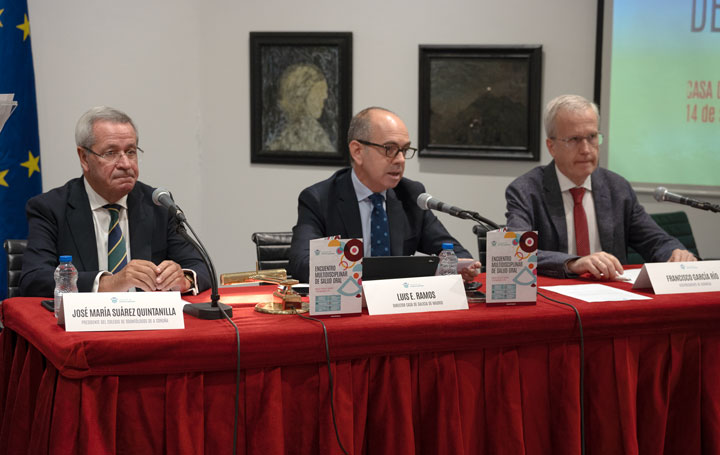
[1,276,719,454]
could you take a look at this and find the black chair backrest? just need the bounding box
[4,239,27,298]
[251,232,293,276]
[626,211,700,264]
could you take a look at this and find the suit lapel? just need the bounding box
[385,188,406,256]
[590,169,614,252]
[128,186,153,261]
[543,162,570,252]
[66,178,99,271]
[336,171,363,239]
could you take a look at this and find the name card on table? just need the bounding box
[363,275,468,316]
[309,237,364,316]
[632,260,720,294]
[485,229,538,305]
[63,292,186,332]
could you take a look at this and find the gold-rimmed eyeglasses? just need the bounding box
[356,139,417,159]
[81,146,144,162]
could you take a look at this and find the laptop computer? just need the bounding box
[362,255,439,281]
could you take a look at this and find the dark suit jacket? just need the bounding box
[505,162,685,278]
[288,168,472,283]
[19,177,210,296]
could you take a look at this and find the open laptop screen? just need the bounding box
[362,256,439,281]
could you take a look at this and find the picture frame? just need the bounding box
[418,45,542,160]
[250,32,353,166]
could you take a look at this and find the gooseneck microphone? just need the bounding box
[152,187,232,319]
[417,193,501,229]
[654,187,720,213]
[152,187,186,221]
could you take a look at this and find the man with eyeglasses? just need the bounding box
[19,106,210,296]
[288,106,481,283]
[505,94,696,279]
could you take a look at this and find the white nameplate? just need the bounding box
[363,275,468,316]
[632,260,720,294]
[63,292,186,332]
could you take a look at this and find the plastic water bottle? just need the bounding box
[54,255,78,323]
[437,243,459,276]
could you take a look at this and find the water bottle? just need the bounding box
[54,255,78,324]
[437,243,459,276]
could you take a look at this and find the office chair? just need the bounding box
[4,239,27,298]
[250,232,293,276]
[626,211,700,264]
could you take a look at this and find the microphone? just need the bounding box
[417,193,473,219]
[417,193,501,228]
[654,187,720,212]
[152,187,186,221]
[151,187,232,319]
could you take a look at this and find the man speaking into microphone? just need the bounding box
[20,106,210,296]
[505,94,696,280]
[288,107,481,283]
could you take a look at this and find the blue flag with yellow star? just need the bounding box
[0,1,41,300]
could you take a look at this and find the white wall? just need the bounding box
[26,0,719,278]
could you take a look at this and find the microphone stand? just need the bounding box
[176,217,232,319]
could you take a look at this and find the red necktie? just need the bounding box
[569,187,590,257]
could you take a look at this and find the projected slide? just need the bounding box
[608,0,720,186]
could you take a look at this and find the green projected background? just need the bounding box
[608,0,720,186]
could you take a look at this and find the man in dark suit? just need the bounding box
[505,94,696,279]
[20,106,209,297]
[289,107,481,283]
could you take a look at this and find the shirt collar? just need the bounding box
[556,168,592,193]
[351,168,386,202]
[83,178,128,211]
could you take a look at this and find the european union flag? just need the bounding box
[0,1,42,300]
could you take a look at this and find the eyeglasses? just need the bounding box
[356,139,417,159]
[81,146,144,162]
[551,133,604,148]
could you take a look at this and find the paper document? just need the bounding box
[540,284,652,302]
[0,94,18,134]
[613,268,642,284]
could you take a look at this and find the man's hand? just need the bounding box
[458,258,482,282]
[154,260,189,292]
[566,252,624,280]
[98,259,161,292]
[98,259,189,292]
[667,249,697,262]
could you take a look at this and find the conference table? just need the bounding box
[1,273,719,455]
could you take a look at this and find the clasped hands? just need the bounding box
[99,259,190,292]
[567,248,697,280]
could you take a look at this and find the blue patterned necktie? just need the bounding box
[104,204,128,273]
[369,193,390,256]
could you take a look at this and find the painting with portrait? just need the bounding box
[418,45,542,161]
[250,32,352,166]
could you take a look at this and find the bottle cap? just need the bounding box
[59,255,72,263]
[441,242,454,250]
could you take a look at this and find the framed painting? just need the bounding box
[418,45,542,160]
[250,32,352,166]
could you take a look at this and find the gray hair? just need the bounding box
[347,106,396,144]
[75,106,138,149]
[543,95,599,138]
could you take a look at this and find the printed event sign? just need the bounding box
[309,237,363,316]
[63,292,186,332]
[632,260,720,294]
[485,229,538,305]
[363,274,467,316]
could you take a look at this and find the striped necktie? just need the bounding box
[104,204,128,273]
